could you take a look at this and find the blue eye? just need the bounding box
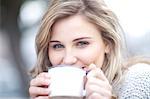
[51,44,64,50]
[76,41,89,48]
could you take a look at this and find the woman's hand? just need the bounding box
[85,64,112,99]
[29,72,51,99]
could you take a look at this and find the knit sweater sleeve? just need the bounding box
[117,63,150,99]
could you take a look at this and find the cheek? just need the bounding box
[48,50,63,66]
[78,46,105,67]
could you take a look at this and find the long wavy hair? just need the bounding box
[31,0,126,95]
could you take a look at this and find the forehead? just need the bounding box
[51,15,101,39]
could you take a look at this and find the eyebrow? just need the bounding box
[73,37,92,42]
[49,40,60,43]
[50,37,92,43]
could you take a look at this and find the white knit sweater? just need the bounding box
[116,63,150,99]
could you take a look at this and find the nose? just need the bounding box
[62,50,77,65]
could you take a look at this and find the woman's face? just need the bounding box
[48,15,109,69]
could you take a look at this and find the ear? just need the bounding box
[104,43,110,53]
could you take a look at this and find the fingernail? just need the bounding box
[89,63,96,68]
[88,63,97,71]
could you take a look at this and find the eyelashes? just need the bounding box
[50,44,64,50]
[49,41,90,50]
[76,41,90,48]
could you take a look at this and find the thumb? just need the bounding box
[87,63,97,72]
[87,64,107,81]
[86,63,98,78]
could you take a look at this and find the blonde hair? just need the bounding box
[31,0,126,94]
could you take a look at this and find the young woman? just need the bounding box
[29,0,150,99]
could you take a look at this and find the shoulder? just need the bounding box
[117,63,150,99]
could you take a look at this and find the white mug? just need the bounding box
[48,65,86,99]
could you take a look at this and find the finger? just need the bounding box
[37,72,51,79]
[86,84,112,99]
[87,67,108,81]
[30,77,51,87]
[96,68,108,81]
[86,77,112,91]
[87,92,102,99]
[29,86,50,98]
[86,63,97,71]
